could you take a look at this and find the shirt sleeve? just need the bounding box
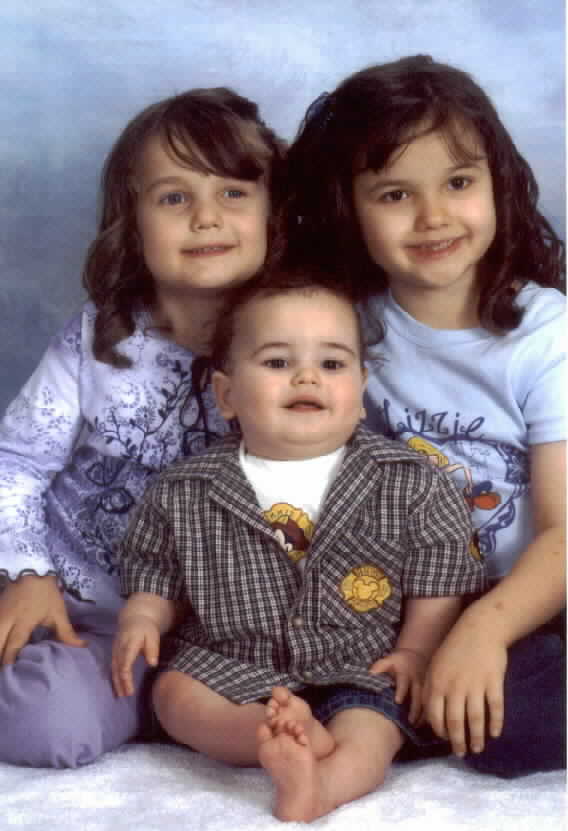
[0,311,84,582]
[402,467,487,597]
[119,484,185,601]
[514,297,566,446]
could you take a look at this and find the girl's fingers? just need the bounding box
[423,685,447,739]
[1,623,34,666]
[445,694,467,757]
[54,618,87,648]
[465,691,486,754]
[486,680,505,740]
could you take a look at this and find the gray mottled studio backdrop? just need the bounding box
[0,0,565,414]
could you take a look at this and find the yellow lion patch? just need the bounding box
[340,565,392,612]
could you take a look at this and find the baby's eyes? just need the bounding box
[262,358,346,370]
[321,359,345,370]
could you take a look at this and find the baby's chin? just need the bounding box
[244,434,349,462]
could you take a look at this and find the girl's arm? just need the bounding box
[0,312,86,661]
[370,595,463,722]
[423,440,566,757]
[0,311,84,582]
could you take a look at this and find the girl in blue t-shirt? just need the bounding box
[283,54,565,778]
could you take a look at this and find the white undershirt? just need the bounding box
[239,443,346,570]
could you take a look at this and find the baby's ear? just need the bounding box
[212,370,236,420]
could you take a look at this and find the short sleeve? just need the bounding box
[402,468,487,597]
[515,291,566,446]
[119,484,185,601]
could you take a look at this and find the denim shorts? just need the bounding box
[298,684,445,749]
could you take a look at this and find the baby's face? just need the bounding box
[213,289,367,460]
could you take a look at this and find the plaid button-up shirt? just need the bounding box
[120,425,486,704]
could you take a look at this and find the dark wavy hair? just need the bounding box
[83,87,286,366]
[283,55,565,333]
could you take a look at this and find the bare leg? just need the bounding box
[265,686,335,759]
[153,670,266,766]
[258,705,404,822]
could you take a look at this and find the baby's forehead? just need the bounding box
[229,288,362,352]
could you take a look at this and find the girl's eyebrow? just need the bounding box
[369,157,488,189]
[144,175,189,194]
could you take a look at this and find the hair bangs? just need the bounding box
[160,115,267,182]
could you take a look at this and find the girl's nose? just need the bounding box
[190,198,222,231]
[415,193,449,231]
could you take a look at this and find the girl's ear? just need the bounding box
[212,370,237,420]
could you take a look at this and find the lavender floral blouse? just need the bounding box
[0,302,226,610]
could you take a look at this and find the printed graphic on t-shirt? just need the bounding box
[263,503,314,564]
[374,400,529,559]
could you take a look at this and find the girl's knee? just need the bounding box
[0,657,104,767]
[0,638,141,768]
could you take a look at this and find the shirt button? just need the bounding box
[292,616,304,628]
[303,670,313,681]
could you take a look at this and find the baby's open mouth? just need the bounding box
[286,401,324,411]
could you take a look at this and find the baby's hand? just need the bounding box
[0,574,86,665]
[111,615,160,697]
[369,648,427,724]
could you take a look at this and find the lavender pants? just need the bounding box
[0,593,151,769]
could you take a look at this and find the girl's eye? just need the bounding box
[448,176,471,191]
[224,188,246,199]
[159,192,187,206]
[322,359,345,370]
[380,189,408,203]
[263,358,287,369]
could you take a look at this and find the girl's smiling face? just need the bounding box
[352,125,497,322]
[135,134,269,300]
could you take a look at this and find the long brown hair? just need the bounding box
[284,55,564,334]
[83,87,285,366]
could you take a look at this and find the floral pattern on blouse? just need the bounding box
[0,302,227,605]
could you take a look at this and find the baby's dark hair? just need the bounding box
[83,87,286,366]
[210,264,369,374]
[284,54,565,333]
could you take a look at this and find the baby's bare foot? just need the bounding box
[265,687,334,759]
[258,720,328,822]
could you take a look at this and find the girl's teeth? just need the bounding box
[421,240,454,250]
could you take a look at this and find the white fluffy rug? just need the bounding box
[1,743,565,830]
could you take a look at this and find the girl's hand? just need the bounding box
[0,574,86,665]
[422,619,507,757]
[369,648,427,724]
[111,615,160,697]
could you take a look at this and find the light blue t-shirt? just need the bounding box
[364,283,566,579]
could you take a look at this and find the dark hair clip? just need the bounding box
[304,91,334,130]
